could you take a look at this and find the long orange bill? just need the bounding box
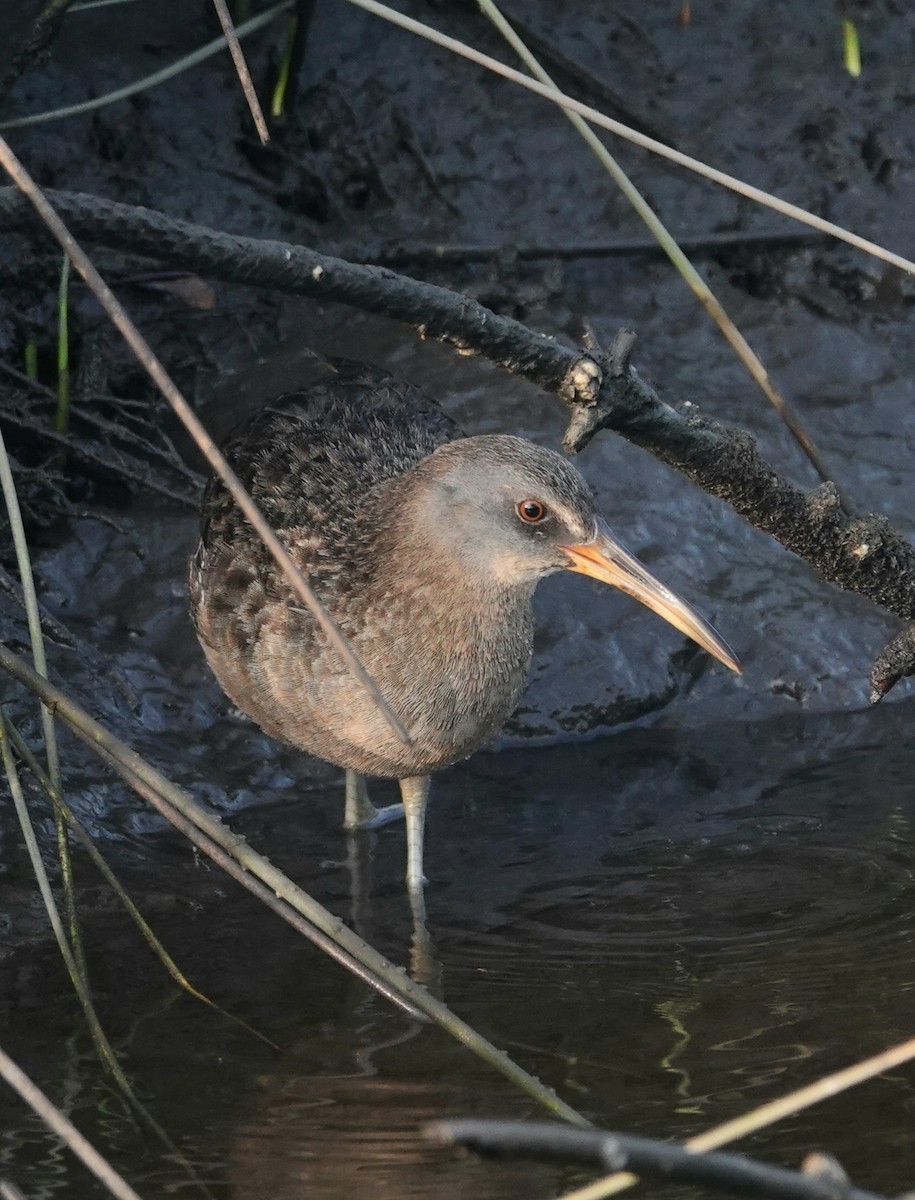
[562,518,741,674]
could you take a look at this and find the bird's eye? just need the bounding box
[517,499,547,523]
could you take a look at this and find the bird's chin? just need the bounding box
[483,550,560,588]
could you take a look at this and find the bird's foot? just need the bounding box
[353,801,405,830]
[343,770,404,829]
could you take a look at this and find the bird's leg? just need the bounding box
[344,769,374,827]
[399,775,431,892]
[401,776,440,987]
[343,769,404,829]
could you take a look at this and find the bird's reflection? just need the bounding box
[407,885,442,994]
[345,825,443,993]
[229,1075,551,1200]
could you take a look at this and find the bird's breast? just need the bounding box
[249,586,535,778]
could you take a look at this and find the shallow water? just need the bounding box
[4,0,915,1195]
[4,699,915,1199]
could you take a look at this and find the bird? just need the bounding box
[189,360,740,894]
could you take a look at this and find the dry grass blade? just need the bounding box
[70,0,144,10]
[478,0,839,491]
[555,1033,915,1200]
[0,717,145,1120]
[0,134,410,747]
[0,420,88,975]
[87,733,429,1023]
[0,2,292,131]
[0,727,238,1200]
[342,0,915,279]
[0,1043,146,1200]
[1,393,94,993]
[4,715,280,1051]
[211,0,270,143]
[0,425,60,783]
[0,642,590,1127]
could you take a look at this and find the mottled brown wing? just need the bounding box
[188,365,461,698]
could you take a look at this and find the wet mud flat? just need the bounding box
[2,1,915,1197]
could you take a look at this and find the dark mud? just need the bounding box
[2,1,915,1198]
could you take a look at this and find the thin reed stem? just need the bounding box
[4,714,279,1051]
[211,0,270,143]
[478,0,840,492]
[55,253,70,435]
[0,1043,146,1200]
[339,0,915,279]
[0,642,590,1128]
[0,2,292,131]
[0,134,410,747]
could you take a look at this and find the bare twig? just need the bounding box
[870,624,915,701]
[0,393,200,507]
[554,1028,915,1200]
[211,0,270,144]
[0,563,75,648]
[1,363,204,495]
[479,0,840,492]
[0,642,590,1128]
[0,184,592,403]
[3,188,913,686]
[335,228,828,267]
[431,1120,884,1200]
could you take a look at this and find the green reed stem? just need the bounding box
[55,252,70,435]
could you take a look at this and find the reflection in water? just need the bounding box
[407,887,442,995]
[229,1077,554,1200]
[6,702,915,1196]
[344,826,442,991]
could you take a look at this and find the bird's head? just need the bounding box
[405,434,740,673]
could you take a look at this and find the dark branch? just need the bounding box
[330,228,829,268]
[870,623,915,702]
[429,1120,884,1200]
[573,332,915,630]
[0,187,601,409]
[1,187,913,691]
[0,0,76,103]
